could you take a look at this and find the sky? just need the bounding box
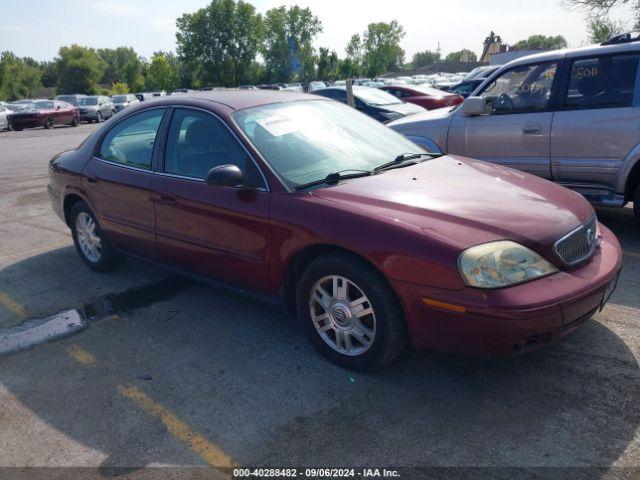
[0,0,635,62]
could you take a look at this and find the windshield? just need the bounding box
[78,97,98,106]
[233,100,423,189]
[355,87,403,106]
[26,101,53,110]
[113,95,127,103]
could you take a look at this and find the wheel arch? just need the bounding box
[281,243,404,317]
[63,193,87,228]
[624,158,640,202]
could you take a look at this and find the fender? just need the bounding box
[404,135,444,154]
[617,143,640,197]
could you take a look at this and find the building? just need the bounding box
[480,31,549,65]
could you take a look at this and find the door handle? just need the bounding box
[159,193,177,206]
[523,125,543,134]
[85,174,98,184]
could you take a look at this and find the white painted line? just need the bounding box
[0,309,85,355]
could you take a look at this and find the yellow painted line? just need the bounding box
[117,384,235,469]
[623,250,640,259]
[0,291,27,318]
[66,345,97,366]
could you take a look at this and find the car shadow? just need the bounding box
[0,247,638,476]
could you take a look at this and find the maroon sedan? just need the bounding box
[380,85,464,110]
[9,99,79,130]
[48,91,621,369]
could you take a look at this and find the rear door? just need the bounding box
[448,61,559,179]
[83,107,167,256]
[550,53,640,202]
[151,107,271,292]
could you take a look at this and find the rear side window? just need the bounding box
[563,54,639,109]
[97,108,166,170]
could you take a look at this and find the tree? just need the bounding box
[566,0,640,30]
[445,49,478,62]
[316,47,339,81]
[513,34,568,50]
[411,50,440,68]
[177,0,264,87]
[111,82,129,94]
[56,45,106,94]
[40,61,58,88]
[0,52,43,100]
[263,5,322,83]
[587,14,626,43]
[98,47,144,91]
[145,52,179,92]
[361,20,405,77]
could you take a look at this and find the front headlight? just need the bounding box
[458,241,557,289]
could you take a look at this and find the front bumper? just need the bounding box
[80,110,99,120]
[394,224,622,356]
[9,116,45,129]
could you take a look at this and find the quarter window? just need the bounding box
[164,108,262,188]
[563,54,639,109]
[97,108,166,169]
[480,62,558,114]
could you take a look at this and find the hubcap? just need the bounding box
[309,275,376,356]
[75,212,102,262]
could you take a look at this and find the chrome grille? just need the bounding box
[554,216,597,266]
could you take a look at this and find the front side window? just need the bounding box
[164,108,262,187]
[480,62,558,114]
[563,54,639,109]
[97,108,166,169]
[233,99,422,189]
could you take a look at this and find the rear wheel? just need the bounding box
[69,115,78,127]
[44,117,54,129]
[70,201,124,272]
[634,184,640,227]
[96,112,103,123]
[296,252,408,370]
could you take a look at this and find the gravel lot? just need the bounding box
[0,124,639,479]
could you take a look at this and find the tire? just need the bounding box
[634,184,640,227]
[13,126,22,131]
[44,117,54,129]
[96,112,103,123]
[70,201,125,272]
[69,116,78,127]
[296,252,408,370]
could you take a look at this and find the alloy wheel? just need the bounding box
[75,212,102,263]
[309,275,376,356]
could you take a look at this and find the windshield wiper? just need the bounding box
[294,169,373,191]
[373,152,441,172]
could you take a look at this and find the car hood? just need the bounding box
[378,101,425,116]
[311,156,594,255]
[387,105,454,128]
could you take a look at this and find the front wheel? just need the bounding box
[44,117,54,129]
[70,201,124,272]
[634,184,640,227]
[296,253,408,370]
[69,116,78,127]
[96,112,103,123]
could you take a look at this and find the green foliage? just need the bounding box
[145,52,179,92]
[177,0,264,86]
[360,20,405,77]
[0,52,43,100]
[513,34,568,51]
[98,47,143,90]
[445,49,478,62]
[263,5,322,83]
[110,82,129,94]
[587,14,626,43]
[40,61,58,88]
[316,47,339,81]
[57,45,106,94]
[411,50,440,68]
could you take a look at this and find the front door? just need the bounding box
[151,107,270,292]
[448,61,559,179]
[83,107,167,256]
[551,53,640,202]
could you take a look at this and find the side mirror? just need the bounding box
[205,164,243,188]
[462,96,489,117]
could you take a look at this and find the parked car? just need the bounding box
[78,96,115,123]
[133,92,154,102]
[8,100,79,130]
[463,65,500,81]
[9,99,33,111]
[389,35,640,224]
[380,84,464,110]
[307,81,327,92]
[0,103,10,131]
[48,91,621,369]
[55,94,86,106]
[112,94,140,113]
[314,86,426,122]
[443,78,486,98]
[1,101,23,112]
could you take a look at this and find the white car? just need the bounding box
[308,81,327,92]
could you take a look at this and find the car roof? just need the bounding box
[162,89,319,111]
[502,41,640,69]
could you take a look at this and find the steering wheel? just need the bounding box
[495,93,515,112]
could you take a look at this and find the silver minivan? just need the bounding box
[389,33,640,224]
